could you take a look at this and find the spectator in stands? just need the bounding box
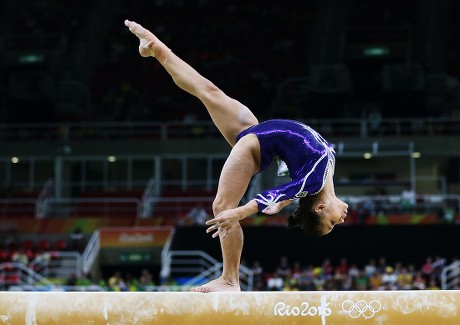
[401,186,416,212]
[397,267,414,290]
[253,279,266,291]
[364,259,377,277]
[11,247,29,266]
[297,276,317,291]
[412,272,427,290]
[321,259,334,280]
[70,227,85,251]
[108,271,128,291]
[431,256,446,281]
[421,256,434,282]
[313,267,324,290]
[393,261,403,275]
[354,270,369,290]
[332,269,346,290]
[336,258,350,275]
[381,266,398,290]
[348,263,360,279]
[76,273,95,288]
[160,275,178,290]
[341,272,354,290]
[377,257,388,274]
[33,249,51,266]
[368,271,382,290]
[140,268,154,287]
[291,261,303,281]
[323,278,337,290]
[187,203,208,225]
[125,19,349,293]
[266,271,284,291]
[11,247,31,266]
[66,274,78,288]
[275,256,291,279]
[296,266,316,291]
[250,260,264,284]
[282,270,299,291]
[426,278,440,290]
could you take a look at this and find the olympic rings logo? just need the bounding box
[341,299,382,319]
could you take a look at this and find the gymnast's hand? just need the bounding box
[205,208,244,239]
[262,200,293,215]
[206,200,258,239]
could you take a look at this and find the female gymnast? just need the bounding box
[125,20,348,292]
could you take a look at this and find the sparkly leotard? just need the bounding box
[236,119,335,212]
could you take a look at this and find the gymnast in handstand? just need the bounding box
[125,19,348,292]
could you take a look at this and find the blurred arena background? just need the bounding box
[0,0,459,292]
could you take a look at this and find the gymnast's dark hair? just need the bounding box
[287,195,324,236]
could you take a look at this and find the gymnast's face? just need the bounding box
[315,196,348,235]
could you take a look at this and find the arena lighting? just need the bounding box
[18,54,44,64]
[411,152,422,158]
[363,152,372,159]
[107,155,117,162]
[363,47,390,56]
[11,157,19,164]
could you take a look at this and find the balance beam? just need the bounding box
[0,290,459,324]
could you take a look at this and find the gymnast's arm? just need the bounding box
[205,200,259,238]
[262,199,293,215]
[205,197,294,238]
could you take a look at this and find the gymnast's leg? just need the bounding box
[124,20,258,146]
[193,134,260,292]
[125,20,261,291]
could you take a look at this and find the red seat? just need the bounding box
[54,240,68,251]
[38,240,51,251]
[22,240,35,251]
[0,249,10,262]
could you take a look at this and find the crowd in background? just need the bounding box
[245,256,455,291]
[2,226,458,292]
[69,255,457,292]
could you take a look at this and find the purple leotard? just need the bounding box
[236,119,335,212]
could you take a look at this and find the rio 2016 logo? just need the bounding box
[273,299,381,319]
[273,302,332,317]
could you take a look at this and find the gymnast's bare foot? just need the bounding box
[124,19,170,63]
[191,277,241,293]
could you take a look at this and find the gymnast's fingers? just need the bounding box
[205,218,220,226]
[206,223,219,233]
[212,227,227,239]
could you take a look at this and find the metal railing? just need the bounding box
[29,251,82,280]
[82,230,100,275]
[0,262,54,290]
[1,194,459,220]
[140,178,160,219]
[45,197,141,218]
[441,260,460,290]
[2,117,460,143]
[36,179,53,219]
[339,194,460,215]
[161,250,253,291]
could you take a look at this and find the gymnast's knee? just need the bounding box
[212,196,233,217]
